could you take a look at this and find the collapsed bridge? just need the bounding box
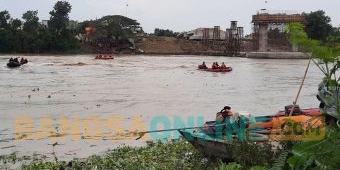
[252,9,305,52]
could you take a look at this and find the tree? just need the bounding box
[94,15,142,39]
[327,26,340,45]
[21,10,42,53]
[0,11,15,52]
[9,19,23,52]
[305,10,333,41]
[47,1,80,52]
[48,1,72,34]
[22,10,39,32]
[154,28,179,37]
[0,10,11,29]
[10,18,22,31]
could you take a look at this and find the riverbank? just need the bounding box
[3,37,308,59]
[1,37,309,59]
[134,37,309,59]
[0,139,278,170]
[246,52,309,59]
[1,51,307,59]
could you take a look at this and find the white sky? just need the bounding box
[1,0,339,34]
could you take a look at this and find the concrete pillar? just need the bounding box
[258,23,268,52]
[292,45,298,52]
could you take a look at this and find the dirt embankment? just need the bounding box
[135,37,218,55]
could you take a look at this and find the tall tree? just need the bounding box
[0,10,11,29]
[22,10,39,32]
[47,1,79,52]
[94,15,142,39]
[48,1,72,34]
[305,10,333,41]
[9,18,23,52]
[21,10,41,53]
[0,11,12,52]
[10,18,22,31]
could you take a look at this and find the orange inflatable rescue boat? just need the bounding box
[95,55,114,60]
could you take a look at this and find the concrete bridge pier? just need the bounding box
[258,23,268,52]
[251,11,305,52]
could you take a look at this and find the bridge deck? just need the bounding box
[252,14,305,24]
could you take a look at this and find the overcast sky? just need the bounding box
[1,0,339,34]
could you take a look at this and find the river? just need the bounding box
[0,54,323,160]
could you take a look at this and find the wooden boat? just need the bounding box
[178,107,324,159]
[273,106,321,117]
[179,129,233,160]
[198,67,232,73]
[178,130,268,160]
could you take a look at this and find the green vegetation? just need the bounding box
[0,1,143,54]
[0,140,283,170]
[0,1,78,53]
[262,22,340,170]
[79,15,143,53]
[82,15,142,40]
[305,10,333,42]
[154,28,179,37]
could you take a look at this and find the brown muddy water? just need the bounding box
[0,54,323,160]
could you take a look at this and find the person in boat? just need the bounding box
[214,106,233,139]
[221,106,233,117]
[220,62,227,69]
[198,61,207,69]
[211,62,218,69]
[13,58,19,62]
[9,57,14,62]
[20,57,24,64]
[215,106,233,124]
[215,62,220,69]
[201,62,207,69]
[211,62,215,69]
[20,58,28,64]
[230,112,247,140]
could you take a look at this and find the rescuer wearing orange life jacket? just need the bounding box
[220,62,227,69]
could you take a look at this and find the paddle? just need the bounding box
[289,57,312,116]
[135,123,225,140]
[135,118,272,140]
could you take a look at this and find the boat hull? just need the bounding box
[95,56,114,60]
[179,130,269,160]
[198,67,232,72]
[179,130,233,160]
[179,108,325,159]
[7,62,21,68]
[273,107,321,117]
